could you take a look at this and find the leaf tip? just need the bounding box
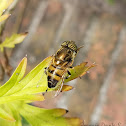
[66,117,84,126]
[25,54,28,57]
[20,32,28,36]
[24,32,28,35]
[23,57,27,62]
[90,64,97,68]
[61,85,74,92]
[66,109,69,113]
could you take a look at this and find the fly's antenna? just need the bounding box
[76,45,84,53]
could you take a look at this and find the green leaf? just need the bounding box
[0,0,13,16]
[0,57,44,104]
[0,118,16,126]
[0,101,83,126]
[0,94,44,105]
[6,103,22,126]
[0,32,28,52]
[0,14,11,22]
[0,57,27,97]
[4,56,52,96]
[65,62,96,83]
[0,55,92,125]
[0,55,95,105]
[0,107,15,121]
[0,56,51,102]
[0,56,51,105]
[19,103,83,126]
[0,103,21,126]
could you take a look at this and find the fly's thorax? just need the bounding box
[54,47,77,67]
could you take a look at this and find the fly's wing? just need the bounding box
[54,77,64,97]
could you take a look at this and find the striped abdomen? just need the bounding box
[47,64,65,88]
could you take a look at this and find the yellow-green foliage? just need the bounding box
[0,33,28,52]
[0,56,95,126]
[0,1,95,125]
[0,0,28,52]
[0,0,13,22]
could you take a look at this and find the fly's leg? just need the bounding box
[55,78,64,97]
[42,67,49,96]
[67,70,71,76]
[44,67,48,75]
[65,70,71,79]
[42,88,48,96]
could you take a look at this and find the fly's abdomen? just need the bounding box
[47,64,64,88]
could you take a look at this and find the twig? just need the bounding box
[0,60,5,81]
[3,49,12,76]
[0,0,19,80]
[10,0,49,67]
[14,0,29,33]
[0,0,19,35]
